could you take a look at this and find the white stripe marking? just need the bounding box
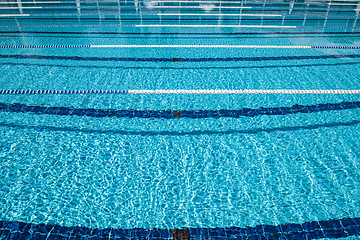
[0,1,60,3]
[138,0,310,2]
[159,0,360,2]
[151,6,252,9]
[141,0,263,2]
[330,3,360,5]
[90,45,311,48]
[157,13,282,17]
[0,24,298,28]
[0,6,42,9]
[127,89,360,94]
[0,14,30,17]
[135,24,296,28]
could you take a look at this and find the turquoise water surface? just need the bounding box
[1,0,360,237]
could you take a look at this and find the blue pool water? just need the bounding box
[1,0,360,239]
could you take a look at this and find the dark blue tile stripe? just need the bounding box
[0,221,172,240]
[0,218,359,240]
[0,101,359,119]
[0,54,359,63]
[190,218,360,240]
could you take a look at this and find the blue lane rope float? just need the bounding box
[0,101,359,119]
[1,44,360,49]
[1,217,360,240]
[1,89,360,95]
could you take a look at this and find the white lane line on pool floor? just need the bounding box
[0,1,60,3]
[0,24,298,28]
[0,14,31,17]
[1,89,360,94]
[157,13,282,17]
[90,44,312,48]
[135,24,297,28]
[151,6,252,9]
[0,7,42,9]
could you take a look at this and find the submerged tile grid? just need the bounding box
[1,218,360,239]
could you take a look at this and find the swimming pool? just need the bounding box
[1,0,360,239]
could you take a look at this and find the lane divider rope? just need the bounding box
[0,24,359,29]
[3,31,359,35]
[1,44,360,49]
[0,24,298,28]
[0,5,356,11]
[1,0,356,4]
[0,13,358,19]
[0,6,252,9]
[1,90,360,95]
[0,13,284,17]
